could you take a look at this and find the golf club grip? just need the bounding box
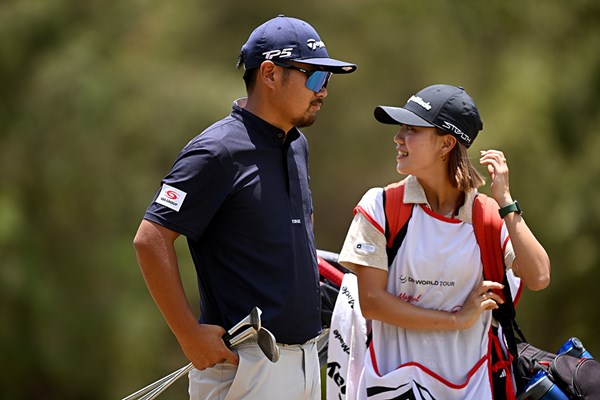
[318,256,344,287]
[222,331,233,348]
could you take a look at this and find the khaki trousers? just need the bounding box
[189,338,321,400]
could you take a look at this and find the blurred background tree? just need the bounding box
[1,0,600,398]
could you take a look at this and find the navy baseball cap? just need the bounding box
[237,15,357,74]
[374,84,483,148]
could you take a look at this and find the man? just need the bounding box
[133,15,356,399]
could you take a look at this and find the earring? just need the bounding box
[440,153,447,162]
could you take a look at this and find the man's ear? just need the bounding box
[258,61,277,89]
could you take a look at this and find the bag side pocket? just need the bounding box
[550,354,600,399]
[550,354,579,397]
[573,358,600,399]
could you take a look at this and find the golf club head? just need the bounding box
[257,327,280,363]
[226,307,262,337]
[250,307,262,332]
[223,307,262,343]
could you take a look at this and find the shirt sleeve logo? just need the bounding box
[355,243,376,254]
[155,184,187,212]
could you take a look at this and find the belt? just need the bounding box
[234,334,320,348]
[278,335,320,348]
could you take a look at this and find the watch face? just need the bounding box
[514,201,522,213]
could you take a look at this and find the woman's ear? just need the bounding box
[442,135,457,152]
[440,135,457,161]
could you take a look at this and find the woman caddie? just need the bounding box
[338,84,551,399]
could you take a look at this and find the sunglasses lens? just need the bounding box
[305,71,331,92]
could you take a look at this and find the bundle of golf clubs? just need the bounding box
[121,307,279,400]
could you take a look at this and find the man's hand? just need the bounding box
[178,323,239,370]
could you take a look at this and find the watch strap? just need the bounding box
[499,200,521,218]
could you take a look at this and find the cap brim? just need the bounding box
[292,57,357,74]
[374,106,435,127]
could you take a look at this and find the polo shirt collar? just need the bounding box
[232,98,300,145]
[403,175,477,224]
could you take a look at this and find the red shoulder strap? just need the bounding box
[383,179,413,249]
[474,194,525,398]
[472,193,506,301]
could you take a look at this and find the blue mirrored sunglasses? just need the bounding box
[273,61,332,93]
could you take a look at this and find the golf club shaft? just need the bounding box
[121,363,191,400]
[138,363,194,400]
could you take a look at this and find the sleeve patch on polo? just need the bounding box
[155,184,187,212]
[355,243,376,254]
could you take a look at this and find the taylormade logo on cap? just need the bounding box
[408,95,432,111]
[307,39,325,50]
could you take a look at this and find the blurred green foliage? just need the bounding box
[2,0,600,398]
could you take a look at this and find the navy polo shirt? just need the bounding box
[144,100,321,344]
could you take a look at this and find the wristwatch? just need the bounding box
[499,200,522,218]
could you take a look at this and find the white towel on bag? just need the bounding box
[326,273,367,400]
